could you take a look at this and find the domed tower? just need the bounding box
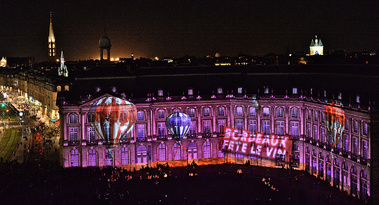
[309,35,324,56]
[99,34,111,62]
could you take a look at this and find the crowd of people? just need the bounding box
[0,159,368,205]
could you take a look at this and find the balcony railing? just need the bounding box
[136,137,147,142]
[202,132,212,138]
[187,133,197,139]
[69,140,79,146]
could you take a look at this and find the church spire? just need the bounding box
[59,50,68,77]
[48,11,56,61]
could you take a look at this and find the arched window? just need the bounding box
[217,107,225,116]
[236,106,243,116]
[203,108,210,117]
[249,107,256,116]
[277,107,284,117]
[88,149,97,167]
[291,108,298,118]
[173,143,181,160]
[188,108,195,117]
[188,142,198,159]
[318,152,324,178]
[305,152,310,172]
[326,156,331,183]
[137,111,144,120]
[342,163,348,192]
[361,170,367,179]
[57,86,61,92]
[158,143,166,161]
[351,166,358,196]
[64,85,69,91]
[312,149,317,174]
[361,170,368,201]
[173,108,180,113]
[203,141,211,158]
[121,147,129,165]
[69,114,78,124]
[158,109,165,119]
[70,149,79,167]
[104,149,113,166]
[334,159,340,188]
[136,146,147,164]
[263,107,270,116]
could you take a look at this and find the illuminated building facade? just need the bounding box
[59,69,373,202]
[58,51,68,77]
[0,57,7,67]
[48,12,56,62]
[310,35,324,56]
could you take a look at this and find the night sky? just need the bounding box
[0,0,378,62]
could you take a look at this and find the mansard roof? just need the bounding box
[58,64,378,108]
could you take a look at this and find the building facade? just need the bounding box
[61,88,371,201]
[310,35,324,56]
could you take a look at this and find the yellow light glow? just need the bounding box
[110,58,114,61]
[154,57,159,61]
[56,59,59,62]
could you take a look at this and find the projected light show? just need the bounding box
[324,102,345,151]
[89,95,137,160]
[89,96,137,145]
[165,112,191,142]
[219,127,292,162]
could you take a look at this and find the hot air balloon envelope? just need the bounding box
[89,96,137,146]
[166,112,191,141]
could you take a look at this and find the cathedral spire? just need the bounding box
[48,11,56,62]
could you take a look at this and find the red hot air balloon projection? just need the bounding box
[89,96,137,166]
[324,101,345,151]
[324,99,345,170]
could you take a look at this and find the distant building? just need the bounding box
[58,51,68,77]
[48,12,56,62]
[99,34,111,62]
[309,35,324,56]
[0,57,6,67]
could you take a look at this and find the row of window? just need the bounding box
[305,124,369,160]
[306,109,369,136]
[305,149,369,199]
[69,119,301,143]
[69,142,212,167]
[70,107,369,136]
[68,106,302,125]
[71,121,367,154]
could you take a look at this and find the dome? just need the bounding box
[99,36,111,49]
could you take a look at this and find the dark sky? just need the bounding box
[0,0,378,62]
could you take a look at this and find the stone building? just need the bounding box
[58,64,376,202]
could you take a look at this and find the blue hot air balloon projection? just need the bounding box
[165,112,192,141]
[166,112,193,163]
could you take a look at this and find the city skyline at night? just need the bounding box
[0,0,378,62]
